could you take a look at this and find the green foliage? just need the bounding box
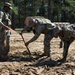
[0,0,75,28]
[9,0,18,15]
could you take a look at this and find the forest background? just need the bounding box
[0,0,75,29]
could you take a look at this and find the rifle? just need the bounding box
[0,22,17,33]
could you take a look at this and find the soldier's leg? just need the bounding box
[57,41,71,62]
[43,34,52,57]
[63,40,74,61]
[60,40,63,48]
[62,41,71,61]
[4,30,10,55]
[0,29,7,60]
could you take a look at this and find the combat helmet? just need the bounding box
[4,2,12,9]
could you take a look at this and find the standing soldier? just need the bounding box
[21,16,56,57]
[0,2,12,60]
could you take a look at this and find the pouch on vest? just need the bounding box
[46,23,56,30]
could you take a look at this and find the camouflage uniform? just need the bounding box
[54,24,75,61]
[64,24,75,38]
[0,2,12,60]
[22,16,56,57]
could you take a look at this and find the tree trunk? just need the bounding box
[48,0,52,20]
[11,0,15,29]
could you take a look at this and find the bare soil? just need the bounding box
[0,33,75,75]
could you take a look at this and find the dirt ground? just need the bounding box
[0,32,75,75]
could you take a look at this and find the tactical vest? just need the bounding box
[2,11,11,26]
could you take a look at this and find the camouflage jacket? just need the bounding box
[0,10,11,26]
[64,24,75,38]
[56,24,75,41]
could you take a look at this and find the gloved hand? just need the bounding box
[19,32,22,35]
[25,42,29,46]
[19,30,23,35]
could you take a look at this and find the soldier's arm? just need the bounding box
[27,32,41,44]
[0,11,3,22]
[27,25,44,44]
[20,26,26,33]
[20,26,32,34]
[0,11,6,28]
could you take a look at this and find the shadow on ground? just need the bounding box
[7,51,65,67]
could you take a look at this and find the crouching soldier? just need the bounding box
[21,16,56,57]
[53,24,75,62]
[0,2,12,60]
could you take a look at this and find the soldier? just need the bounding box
[53,24,75,62]
[0,2,12,60]
[21,16,56,57]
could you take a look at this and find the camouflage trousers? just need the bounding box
[0,28,10,59]
[44,33,53,56]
